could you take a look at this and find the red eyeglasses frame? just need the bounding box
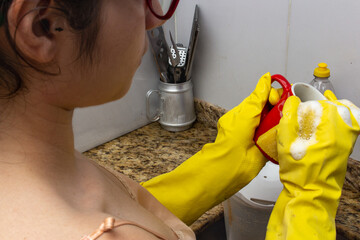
[147,0,180,20]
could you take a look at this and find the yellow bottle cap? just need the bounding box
[314,63,330,78]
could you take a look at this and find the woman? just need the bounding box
[0,0,196,239]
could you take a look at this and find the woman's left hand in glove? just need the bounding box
[142,73,273,225]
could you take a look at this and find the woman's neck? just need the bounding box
[0,94,78,183]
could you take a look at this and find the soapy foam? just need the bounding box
[327,100,353,127]
[290,101,323,160]
[338,99,360,126]
[335,105,352,127]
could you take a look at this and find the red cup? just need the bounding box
[254,74,293,164]
[254,75,327,163]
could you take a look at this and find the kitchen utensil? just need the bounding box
[168,31,186,83]
[169,44,187,67]
[185,5,200,81]
[146,80,196,132]
[168,43,187,83]
[147,5,200,84]
[147,26,180,82]
[169,31,181,67]
[147,27,170,82]
[254,74,326,164]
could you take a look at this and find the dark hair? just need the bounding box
[0,0,101,98]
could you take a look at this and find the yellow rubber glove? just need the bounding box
[269,87,283,105]
[142,73,272,225]
[266,96,360,240]
[324,89,337,101]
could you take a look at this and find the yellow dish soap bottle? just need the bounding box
[310,63,336,94]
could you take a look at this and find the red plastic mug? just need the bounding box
[254,74,326,164]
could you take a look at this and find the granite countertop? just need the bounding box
[84,99,360,239]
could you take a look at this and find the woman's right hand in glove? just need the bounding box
[266,96,360,240]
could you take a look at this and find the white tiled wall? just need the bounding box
[175,0,360,160]
[286,0,360,104]
[175,0,289,109]
[73,0,360,159]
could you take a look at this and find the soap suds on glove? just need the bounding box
[290,101,322,160]
[338,99,360,126]
[335,105,352,127]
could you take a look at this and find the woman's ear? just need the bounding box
[7,0,62,63]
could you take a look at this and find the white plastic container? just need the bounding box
[223,161,283,240]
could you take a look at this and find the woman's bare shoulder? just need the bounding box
[0,211,106,240]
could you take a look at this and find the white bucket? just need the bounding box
[223,161,283,240]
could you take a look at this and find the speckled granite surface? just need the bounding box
[336,158,360,239]
[83,98,360,239]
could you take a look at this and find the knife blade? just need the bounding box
[185,5,200,81]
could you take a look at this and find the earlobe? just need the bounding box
[7,0,59,63]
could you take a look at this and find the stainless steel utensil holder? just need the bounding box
[146,80,196,132]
